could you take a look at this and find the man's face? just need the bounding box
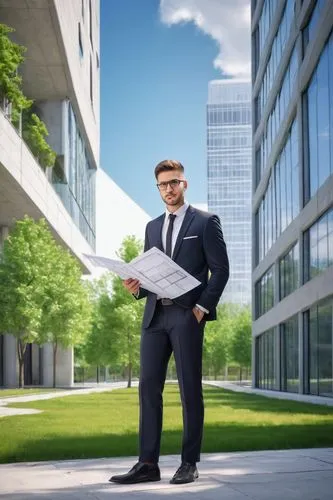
[157,170,187,209]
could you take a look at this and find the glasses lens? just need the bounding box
[157,179,183,190]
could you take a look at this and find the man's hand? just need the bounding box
[192,306,205,324]
[123,278,140,295]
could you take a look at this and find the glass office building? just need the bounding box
[207,80,252,305]
[252,0,333,397]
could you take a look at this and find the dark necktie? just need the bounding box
[165,213,176,258]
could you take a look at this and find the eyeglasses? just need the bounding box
[156,179,185,191]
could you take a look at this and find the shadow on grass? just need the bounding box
[2,421,333,465]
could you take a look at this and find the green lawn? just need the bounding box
[0,388,61,398]
[1,385,333,464]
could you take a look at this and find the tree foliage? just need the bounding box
[40,244,92,387]
[83,235,144,387]
[0,23,56,167]
[203,304,252,380]
[22,112,56,168]
[0,23,32,123]
[0,216,91,387]
[230,306,252,381]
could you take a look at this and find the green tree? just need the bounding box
[0,217,56,387]
[22,112,56,168]
[111,235,144,387]
[0,23,32,124]
[40,245,92,387]
[203,304,233,379]
[84,274,120,370]
[230,307,252,382]
[0,23,56,166]
[83,235,144,387]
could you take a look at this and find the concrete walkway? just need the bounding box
[0,448,333,499]
[0,383,128,417]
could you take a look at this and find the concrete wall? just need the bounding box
[0,110,94,270]
[54,0,100,168]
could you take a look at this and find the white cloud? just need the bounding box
[159,0,251,78]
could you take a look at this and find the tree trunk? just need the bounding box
[96,365,100,384]
[240,366,243,384]
[53,342,58,388]
[224,365,228,381]
[17,339,26,388]
[127,362,132,388]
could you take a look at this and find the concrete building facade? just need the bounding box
[0,0,100,387]
[207,80,252,305]
[252,0,333,397]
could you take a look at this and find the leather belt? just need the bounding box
[159,298,174,306]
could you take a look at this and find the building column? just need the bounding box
[41,343,73,387]
[56,347,73,387]
[41,343,53,387]
[3,335,18,387]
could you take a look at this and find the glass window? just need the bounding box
[256,328,276,390]
[308,298,333,397]
[305,31,333,201]
[255,266,274,318]
[255,0,296,131]
[256,120,299,265]
[281,315,299,393]
[280,242,299,299]
[53,102,96,249]
[305,207,333,282]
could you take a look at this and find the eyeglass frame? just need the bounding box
[156,179,186,191]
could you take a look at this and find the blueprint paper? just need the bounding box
[84,247,201,299]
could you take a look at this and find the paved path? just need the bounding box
[0,383,128,417]
[0,448,333,499]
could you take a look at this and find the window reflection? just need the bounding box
[256,120,299,263]
[281,315,299,393]
[308,298,333,397]
[256,329,276,389]
[305,207,333,281]
[306,31,333,200]
[279,242,299,299]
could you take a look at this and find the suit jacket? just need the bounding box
[137,205,229,328]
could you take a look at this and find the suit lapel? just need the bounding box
[153,214,165,251]
[172,205,196,261]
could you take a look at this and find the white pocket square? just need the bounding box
[183,235,198,240]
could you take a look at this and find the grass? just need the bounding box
[0,384,333,463]
[0,388,61,398]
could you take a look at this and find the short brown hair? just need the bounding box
[154,160,184,179]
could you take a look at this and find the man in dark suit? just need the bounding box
[109,160,229,485]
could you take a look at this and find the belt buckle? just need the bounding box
[161,298,173,306]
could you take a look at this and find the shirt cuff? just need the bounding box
[195,303,209,314]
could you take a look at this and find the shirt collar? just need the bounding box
[165,201,189,219]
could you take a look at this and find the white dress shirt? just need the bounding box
[162,202,189,257]
[160,202,209,314]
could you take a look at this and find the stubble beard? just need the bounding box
[163,192,184,209]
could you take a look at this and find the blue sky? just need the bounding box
[100,0,250,218]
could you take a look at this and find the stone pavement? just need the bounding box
[0,448,333,499]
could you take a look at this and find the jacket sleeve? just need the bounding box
[197,215,229,311]
[133,223,150,300]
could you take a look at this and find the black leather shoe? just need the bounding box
[109,462,161,484]
[170,463,199,484]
